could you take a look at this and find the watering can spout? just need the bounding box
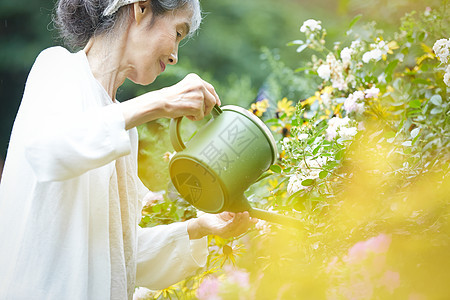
[227,195,302,229]
[248,207,302,229]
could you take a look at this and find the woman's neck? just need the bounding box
[83,35,130,100]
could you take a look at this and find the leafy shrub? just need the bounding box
[136,2,450,299]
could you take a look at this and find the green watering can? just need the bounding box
[169,105,302,228]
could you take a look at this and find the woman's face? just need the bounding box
[124,6,192,85]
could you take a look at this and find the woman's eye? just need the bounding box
[177,32,182,38]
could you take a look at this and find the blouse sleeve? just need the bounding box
[135,222,208,290]
[20,47,131,182]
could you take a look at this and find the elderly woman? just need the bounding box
[0,0,253,299]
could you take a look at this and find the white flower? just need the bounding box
[326,116,352,140]
[281,137,292,152]
[376,40,389,53]
[321,92,331,106]
[362,39,391,64]
[353,91,365,101]
[325,53,347,91]
[328,116,350,129]
[350,40,363,52]
[362,48,383,63]
[444,65,450,87]
[287,156,329,195]
[433,38,450,63]
[344,95,358,113]
[340,47,353,65]
[317,64,331,80]
[364,86,380,98]
[326,126,338,140]
[344,91,365,114]
[300,19,322,33]
[339,126,358,140]
[298,133,309,140]
[287,173,305,195]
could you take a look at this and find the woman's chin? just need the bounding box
[129,75,157,86]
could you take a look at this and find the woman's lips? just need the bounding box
[160,61,166,72]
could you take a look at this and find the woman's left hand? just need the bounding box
[187,211,256,239]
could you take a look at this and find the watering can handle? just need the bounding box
[170,105,223,152]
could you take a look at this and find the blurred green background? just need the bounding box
[0,0,440,174]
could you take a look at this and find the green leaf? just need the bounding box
[270,164,282,174]
[312,145,321,155]
[301,179,315,186]
[325,160,339,169]
[265,118,279,124]
[409,99,421,108]
[385,60,399,81]
[412,78,430,85]
[411,128,420,138]
[335,149,344,160]
[349,14,362,29]
[319,170,328,179]
[287,39,304,46]
[430,95,442,106]
[296,44,308,53]
[430,107,443,114]
[295,67,310,72]
[418,31,426,41]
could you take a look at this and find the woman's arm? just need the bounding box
[120,73,221,130]
[135,222,208,290]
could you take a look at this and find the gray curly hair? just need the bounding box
[54,0,202,49]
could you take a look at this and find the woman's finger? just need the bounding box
[202,88,217,117]
[202,80,221,106]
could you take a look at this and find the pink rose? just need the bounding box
[197,277,221,300]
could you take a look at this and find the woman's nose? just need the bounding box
[168,50,178,65]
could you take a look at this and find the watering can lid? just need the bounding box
[221,105,278,164]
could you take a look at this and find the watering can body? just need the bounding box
[169,105,302,228]
[169,105,277,213]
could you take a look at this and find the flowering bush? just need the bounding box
[135,2,449,299]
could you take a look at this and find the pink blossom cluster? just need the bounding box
[343,233,391,264]
[196,266,250,300]
[327,234,401,299]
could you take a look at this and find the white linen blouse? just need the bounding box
[0,47,208,300]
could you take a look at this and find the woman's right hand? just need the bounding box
[160,73,221,121]
[121,73,221,130]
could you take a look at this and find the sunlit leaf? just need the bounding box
[296,44,308,53]
[319,170,328,179]
[409,99,421,108]
[301,179,315,186]
[349,14,362,29]
[411,128,420,138]
[270,165,282,174]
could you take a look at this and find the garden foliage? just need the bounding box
[136,3,449,299]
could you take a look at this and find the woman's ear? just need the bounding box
[133,1,150,25]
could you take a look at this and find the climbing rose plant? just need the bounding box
[136,3,449,299]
